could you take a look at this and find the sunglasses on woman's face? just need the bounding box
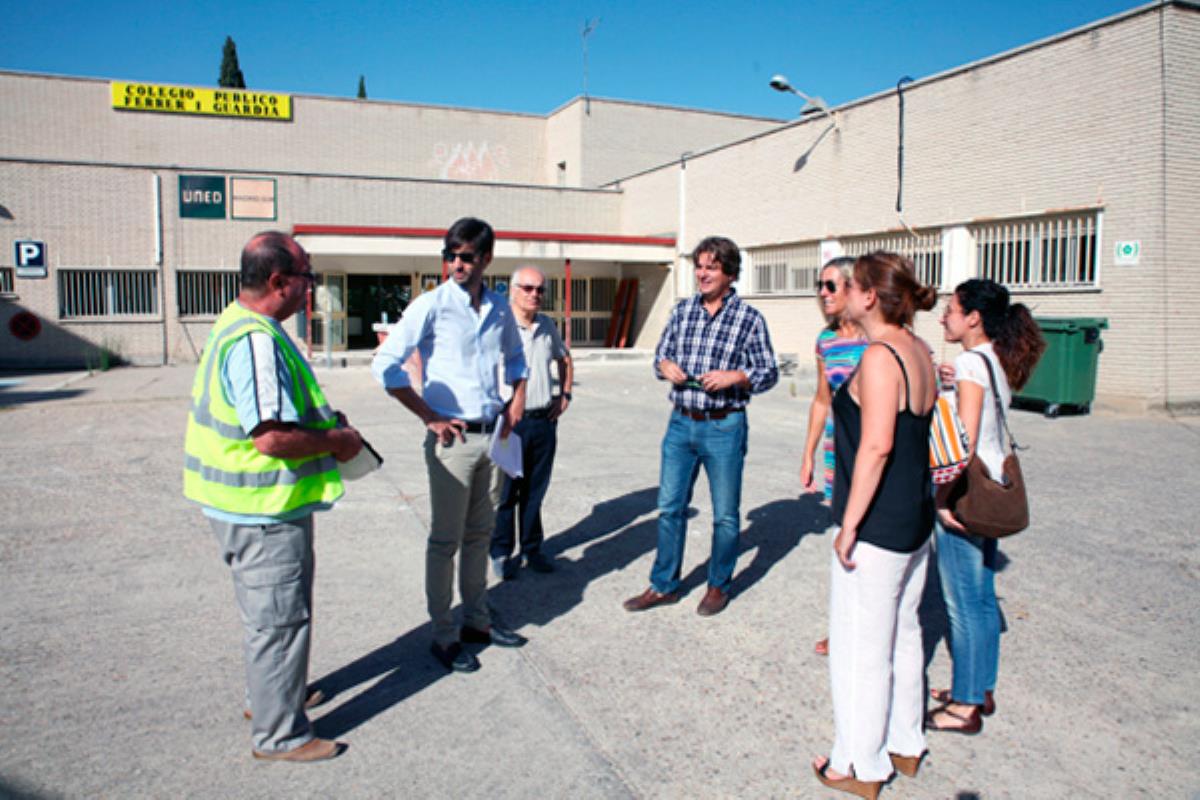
[817,279,841,293]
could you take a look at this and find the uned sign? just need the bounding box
[179,175,227,219]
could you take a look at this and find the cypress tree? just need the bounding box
[219,36,246,88]
[357,75,367,99]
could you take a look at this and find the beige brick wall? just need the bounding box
[620,5,1198,409]
[574,99,781,188]
[0,73,548,185]
[0,161,166,366]
[1164,4,1200,409]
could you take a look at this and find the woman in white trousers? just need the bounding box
[813,251,938,799]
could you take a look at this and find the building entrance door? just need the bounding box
[311,272,348,350]
[347,274,412,349]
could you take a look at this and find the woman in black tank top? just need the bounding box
[812,252,939,799]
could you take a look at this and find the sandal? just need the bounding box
[889,750,926,778]
[930,688,995,716]
[925,704,982,735]
[811,757,883,800]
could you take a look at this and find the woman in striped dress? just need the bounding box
[801,257,868,656]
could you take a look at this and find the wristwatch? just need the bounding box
[563,392,573,401]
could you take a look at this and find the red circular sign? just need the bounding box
[9,311,41,341]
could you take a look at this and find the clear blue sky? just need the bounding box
[2,0,1148,118]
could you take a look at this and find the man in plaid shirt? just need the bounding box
[624,236,778,617]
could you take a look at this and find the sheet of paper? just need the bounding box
[488,416,523,479]
[339,436,383,481]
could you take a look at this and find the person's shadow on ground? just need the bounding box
[311,486,661,739]
[677,493,831,599]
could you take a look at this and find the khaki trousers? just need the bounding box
[209,515,314,755]
[423,430,495,646]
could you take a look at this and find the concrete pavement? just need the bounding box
[1,362,1197,798]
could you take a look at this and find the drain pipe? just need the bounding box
[895,76,918,238]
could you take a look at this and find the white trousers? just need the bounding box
[828,539,930,781]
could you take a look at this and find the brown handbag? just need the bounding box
[936,352,1029,538]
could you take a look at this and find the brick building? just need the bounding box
[1,0,1197,411]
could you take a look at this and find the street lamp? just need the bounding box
[769,74,835,125]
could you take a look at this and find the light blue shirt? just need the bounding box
[372,280,528,422]
[204,310,332,525]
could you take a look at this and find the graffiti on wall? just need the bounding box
[431,141,510,181]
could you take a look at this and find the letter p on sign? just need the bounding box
[14,240,47,278]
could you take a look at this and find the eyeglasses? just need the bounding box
[817,279,841,293]
[288,271,317,284]
[514,283,546,295]
[442,248,480,265]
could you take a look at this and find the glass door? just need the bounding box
[311,272,348,350]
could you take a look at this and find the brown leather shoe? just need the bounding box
[697,586,729,617]
[622,587,680,612]
[244,688,326,721]
[252,737,346,763]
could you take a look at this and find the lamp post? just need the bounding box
[769,74,835,125]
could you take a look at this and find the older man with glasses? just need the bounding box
[372,217,530,673]
[490,266,573,580]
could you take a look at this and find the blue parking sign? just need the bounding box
[14,240,47,278]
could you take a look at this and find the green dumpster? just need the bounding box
[1014,317,1108,417]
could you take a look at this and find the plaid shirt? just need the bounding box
[654,290,778,411]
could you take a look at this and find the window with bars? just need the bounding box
[58,269,159,319]
[0,267,13,293]
[745,241,822,294]
[178,270,240,317]
[971,212,1098,289]
[842,229,944,289]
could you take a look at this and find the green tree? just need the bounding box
[357,75,367,99]
[219,36,246,88]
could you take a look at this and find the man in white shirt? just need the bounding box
[372,217,529,673]
[490,266,573,579]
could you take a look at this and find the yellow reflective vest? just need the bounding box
[183,302,344,516]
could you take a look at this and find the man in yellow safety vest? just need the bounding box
[184,231,363,763]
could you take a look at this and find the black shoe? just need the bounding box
[461,624,528,648]
[524,552,555,573]
[431,641,480,673]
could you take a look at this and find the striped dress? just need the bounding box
[816,329,869,501]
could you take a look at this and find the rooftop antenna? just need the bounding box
[582,18,600,115]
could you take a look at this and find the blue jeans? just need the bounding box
[935,519,1000,705]
[650,409,747,594]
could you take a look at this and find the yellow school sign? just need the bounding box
[111,81,292,121]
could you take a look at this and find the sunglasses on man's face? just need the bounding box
[817,279,841,293]
[442,249,480,266]
[514,283,546,295]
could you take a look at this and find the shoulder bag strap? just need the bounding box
[972,350,1020,453]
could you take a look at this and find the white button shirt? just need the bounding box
[372,280,528,422]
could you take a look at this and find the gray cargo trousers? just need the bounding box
[209,515,315,755]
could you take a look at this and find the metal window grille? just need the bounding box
[58,269,159,318]
[177,270,240,316]
[745,241,822,294]
[0,267,13,293]
[590,278,617,312]
[971,212,1098,289]
[842,229,944,289]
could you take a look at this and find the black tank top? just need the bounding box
[831,342,934,554]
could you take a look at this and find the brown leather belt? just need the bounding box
[675,406,744,421]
